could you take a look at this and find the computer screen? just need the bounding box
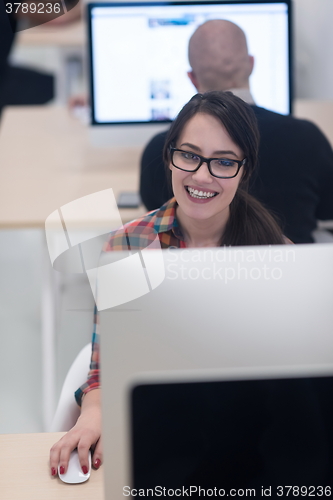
[131,376,333,490]
[88,0,292,126]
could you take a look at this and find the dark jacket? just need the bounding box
[0,8,16,77]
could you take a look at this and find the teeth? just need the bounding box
[187,187,217,199]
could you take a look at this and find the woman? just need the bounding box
[50,91,288,477]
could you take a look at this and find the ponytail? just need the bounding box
[222,190,285,246]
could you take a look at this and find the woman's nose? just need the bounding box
[191,161,213,183]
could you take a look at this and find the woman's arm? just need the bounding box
[49,388,102,476]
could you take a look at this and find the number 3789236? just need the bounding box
[277,486,331,497]
[6,3,61,14]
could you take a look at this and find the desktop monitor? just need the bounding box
[100,244,333,498]
[88,0,292,146]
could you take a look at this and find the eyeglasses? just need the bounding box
[170,148,247,179]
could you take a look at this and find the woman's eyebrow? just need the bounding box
[179,142,201,151]
[180,142,238,157]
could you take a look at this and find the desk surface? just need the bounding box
[0,432,103,500]
[16,20,85,47]
[0,106,145,228]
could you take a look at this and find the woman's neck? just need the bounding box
[176,206,230,248]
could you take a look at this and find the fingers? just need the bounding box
[92,438,103,470]
[49,429,97,476]
[58,439,79,475]
[77,434,96,474]
[49,396,102,477]
[50,435,75,476]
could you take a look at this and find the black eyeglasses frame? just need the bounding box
[170,147,247,179]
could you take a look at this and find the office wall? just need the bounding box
[294,0,333,99]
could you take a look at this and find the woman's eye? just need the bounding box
[182,152,199,161]
[218,159,235,167]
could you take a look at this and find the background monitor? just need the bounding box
[88,0,292,140]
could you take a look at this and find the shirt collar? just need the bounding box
[153,197,178,232]
[227,88,255,105]
[153,197,185,240]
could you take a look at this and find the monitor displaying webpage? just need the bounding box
[89,1,291,124]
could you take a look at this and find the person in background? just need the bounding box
[140,20,333,244]
[0,2,80,117]
[50,90,291,477]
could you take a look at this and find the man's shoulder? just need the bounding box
[141,129,169,165]
[252,105,325,137]
[144,129,169,150]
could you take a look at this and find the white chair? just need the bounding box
[50,343,92,432]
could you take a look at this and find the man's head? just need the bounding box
[188,20,254,93]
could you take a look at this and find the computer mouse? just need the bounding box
[58,449,91,484]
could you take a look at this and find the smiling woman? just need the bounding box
[163,91,286,247]
[49,91,288,480]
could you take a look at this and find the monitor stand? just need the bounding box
[89,123,169,148]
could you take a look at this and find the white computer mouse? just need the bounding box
[58,449,91,484]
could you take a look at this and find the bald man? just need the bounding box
[187,20,253,93]
[140,20,333,243]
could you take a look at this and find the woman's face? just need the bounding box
[170,112,244,223]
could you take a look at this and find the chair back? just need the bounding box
[50,343,92,432]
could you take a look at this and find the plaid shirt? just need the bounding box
[74,197,291,405]
[75,197,185,405]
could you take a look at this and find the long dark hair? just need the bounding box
[163,91,285,246]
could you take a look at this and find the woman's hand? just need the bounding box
[49,389,102,476]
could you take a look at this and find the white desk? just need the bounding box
[0,432,104,500]
[0,106,146,430]
[16,20,85,48]
[0,106,143,226]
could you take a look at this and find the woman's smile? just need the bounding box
[184,185,220,202]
